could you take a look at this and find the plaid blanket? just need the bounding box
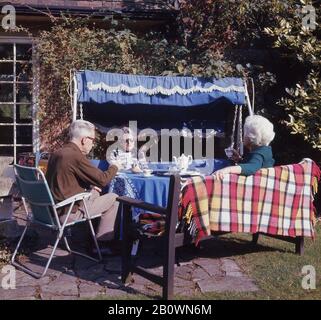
[178,158,321,245]
[137,212,166,237]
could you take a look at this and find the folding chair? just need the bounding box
[117,174,185,300]
[11,164,102,278]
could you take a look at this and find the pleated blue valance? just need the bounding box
[76,70,245,106]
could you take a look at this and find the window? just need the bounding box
[0,38,38,162]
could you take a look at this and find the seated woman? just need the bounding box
[108,127,146,172]
[213,115,275,180]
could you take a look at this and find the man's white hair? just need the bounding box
[69,120,95,140]
[243,115,275,147]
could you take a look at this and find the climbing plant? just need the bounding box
[8,1,320,164]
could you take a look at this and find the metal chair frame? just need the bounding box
[11,164,102,279]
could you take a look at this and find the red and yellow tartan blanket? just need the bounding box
[178,158,321,245]
[137,212,166,237]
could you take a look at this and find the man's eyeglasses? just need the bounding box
[86,136,95,142]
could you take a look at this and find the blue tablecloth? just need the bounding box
[90,159,230,239]
[109,173,170,210]
[148,159,231,175]
[90,158,231,204]
[91,158,230,175]
[108,173,171,239]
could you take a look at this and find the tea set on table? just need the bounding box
[142,154,198,177]
[116,154,199,177]
[169,154,196,176]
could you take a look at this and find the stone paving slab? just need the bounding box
[192,266,212,282]
[194,258,223,277]
[197,276,259,293]
[221,258,243,273]
[0,286,36,300]
[40,273,79,299]
[0,205,260,299]
[15,271,52,288]
[79,282,105,299]
[175,264,194,280]
[1,249,260,299]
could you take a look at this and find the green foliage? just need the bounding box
[36,5,278,150]
[176,0,292,104]
[9,2,320,160]
[176,0,288,52]
[34,16,191,151]
[265,0,321,151]
[282,71,321,150]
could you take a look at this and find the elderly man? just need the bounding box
[46,120,122,250]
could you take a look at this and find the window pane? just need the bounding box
[16,146,33,154]
[16,44,32,61]
[0,62,14,81]
[16,62,32,82]
[17,104,32,123]
[0,44,13,60]
[0,83,13,102]
[0,104,13,123]
[17,125,32,144]
[0,125,13,144]
[17,83,32,103]
[0,146,13,156]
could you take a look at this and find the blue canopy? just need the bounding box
[76,70,245,106]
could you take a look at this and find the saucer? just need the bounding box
[143,173,153,177]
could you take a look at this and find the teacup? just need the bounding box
[143,169,153,176]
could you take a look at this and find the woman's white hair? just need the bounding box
[243,115,275,147]
[69,120,95,140]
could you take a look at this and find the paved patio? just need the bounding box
[0,202,259,300]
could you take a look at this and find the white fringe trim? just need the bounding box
[87,82,245,96]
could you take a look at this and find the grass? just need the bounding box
[93,222,321,300]
[2,220,320,300]
[182,222,321,300]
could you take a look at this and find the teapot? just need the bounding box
[173,154,193,172]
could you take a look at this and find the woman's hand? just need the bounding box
[212,165,242,180]
[111,160,124,171]
[230,149,243,163]
[92,186,102,193]
[212,168,228,180]
[131,164,143,173]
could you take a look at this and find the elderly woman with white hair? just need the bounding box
[213,115,275,180]
[108,126,146,172]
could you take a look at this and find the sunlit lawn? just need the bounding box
[94,222,321,300]
[183,222,321,300]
